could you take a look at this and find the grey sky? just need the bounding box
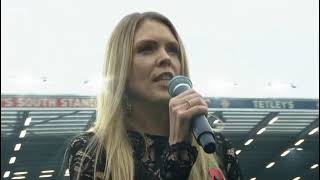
[1,0,319,98]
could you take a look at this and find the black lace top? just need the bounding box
[67,131,243,180]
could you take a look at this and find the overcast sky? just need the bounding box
[1,0,319,98]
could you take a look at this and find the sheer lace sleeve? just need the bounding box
[68,133,96,180]
[215,133,243,180]
[160,142,198,180]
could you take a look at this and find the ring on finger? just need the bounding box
[185,100,192,109]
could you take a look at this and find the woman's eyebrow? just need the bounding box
[135,38,178,46]
[134,39,158,47]
[166,41,179,47]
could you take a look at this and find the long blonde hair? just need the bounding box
[76,12,222,180]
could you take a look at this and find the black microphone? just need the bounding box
[168,75,216,153]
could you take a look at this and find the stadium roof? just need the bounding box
[1,95,319,179]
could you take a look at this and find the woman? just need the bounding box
[67,12,243,180]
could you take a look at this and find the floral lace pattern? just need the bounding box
[67,131,243,180]
[160,142,198,179]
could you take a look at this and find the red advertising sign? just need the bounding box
[1,95,97,108]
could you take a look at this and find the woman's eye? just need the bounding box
[167,46,180,55]
[137,45,154,54]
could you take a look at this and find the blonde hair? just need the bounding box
[75,12,223,180]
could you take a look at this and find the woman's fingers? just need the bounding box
[172,95,208,110]
[174,104,208,120]
[168,89,209,144]
[186,96,208,108]
[169,90,207,108]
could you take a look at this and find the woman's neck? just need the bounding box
[126,99,170,137]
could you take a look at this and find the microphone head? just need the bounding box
[168,75,193,97]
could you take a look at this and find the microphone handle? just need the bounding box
[192,115,216,153]
[171,84,216,153]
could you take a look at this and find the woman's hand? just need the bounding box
[168,89,208,145]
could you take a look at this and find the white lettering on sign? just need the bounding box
[253,100,295,109]
[1,97,97,108]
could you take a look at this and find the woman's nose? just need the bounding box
[156,48,171,67]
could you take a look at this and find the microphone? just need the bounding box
[168,75,216,153]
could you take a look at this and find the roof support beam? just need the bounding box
[253,117,319,178]
[29,111,80,127]
[84,111,96,131]
[239,112,279,150]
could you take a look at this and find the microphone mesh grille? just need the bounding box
[168,75,193,96]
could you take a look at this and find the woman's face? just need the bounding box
[127,19,181,103]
